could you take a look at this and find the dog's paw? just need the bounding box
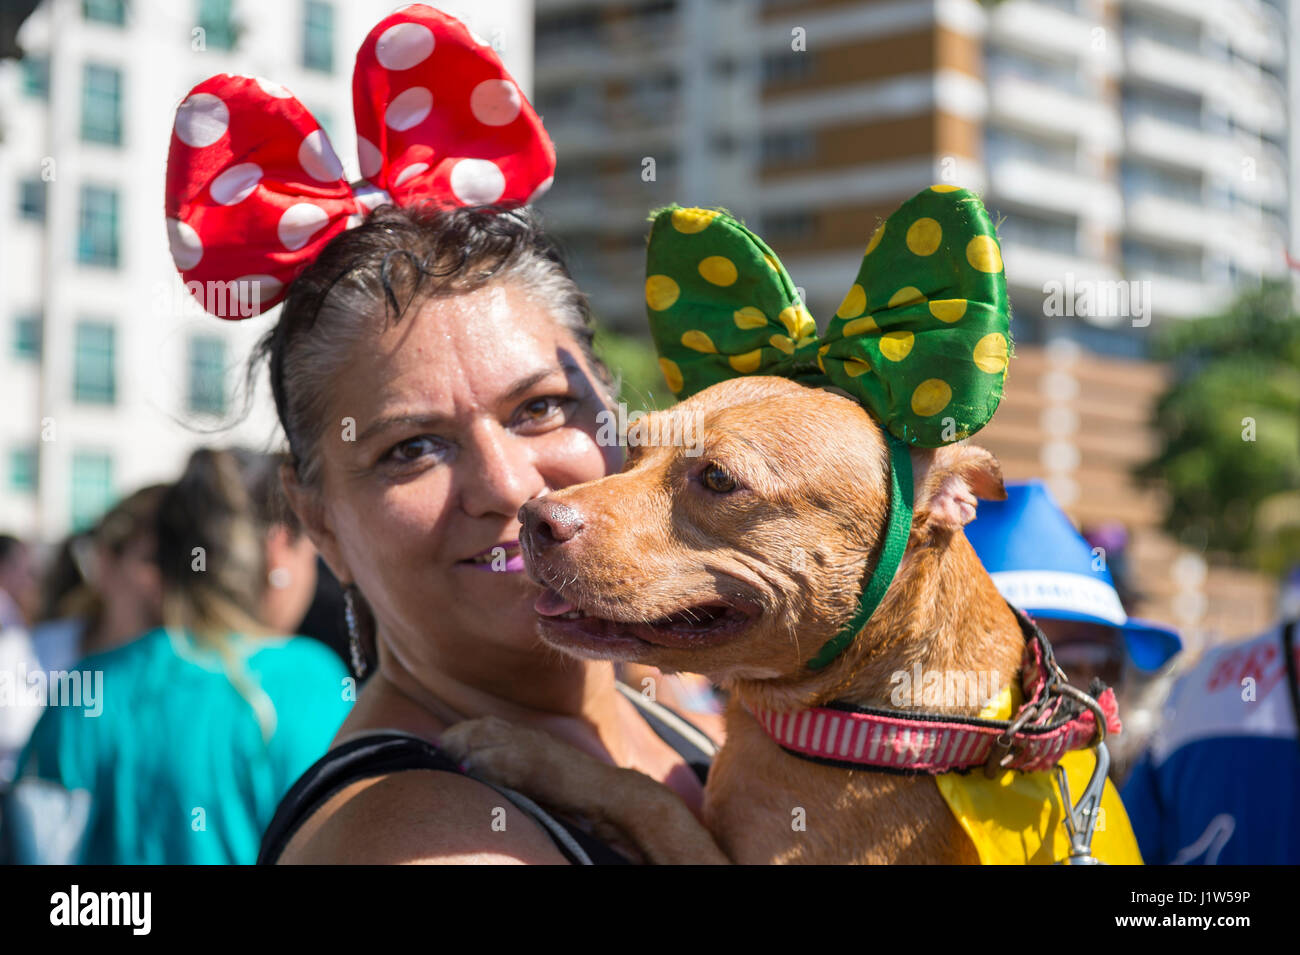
[439,716,552,793]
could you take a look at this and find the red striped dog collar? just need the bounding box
[748,606,1122,776]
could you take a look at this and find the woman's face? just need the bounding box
[301,279,620,678]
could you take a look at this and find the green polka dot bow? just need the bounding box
[644,184,1012,448]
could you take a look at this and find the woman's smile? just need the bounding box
[458,539,526,573]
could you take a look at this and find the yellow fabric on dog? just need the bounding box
[934,686,1144,865]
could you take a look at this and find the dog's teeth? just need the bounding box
[558,609,583,620]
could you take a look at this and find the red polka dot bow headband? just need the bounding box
[164,4,555,320]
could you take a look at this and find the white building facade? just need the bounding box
[0,0,533,541]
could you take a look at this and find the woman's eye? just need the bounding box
[385,435,444,465]
[515,395,572,427]
[700,464,737,493]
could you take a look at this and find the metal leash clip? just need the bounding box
[1053,683,1111,865]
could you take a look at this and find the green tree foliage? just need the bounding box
[1137,281,1300,573]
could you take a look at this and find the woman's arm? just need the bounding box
[277,769,574,864]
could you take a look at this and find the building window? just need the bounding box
[1122,87,1203,131]
[535,8,601,56]
[9,448,37,495]
[70,452,114,533]
[1121,159,1203,205]
[985,126,1077,173]
[21,56,49,99]
[760,130,817,166]
[994,208,1079,255]
[188,336,227,415]
[303,1,334,72]
[761,50,814,86]
[1122,239,1203,282]
[82,64,123,145]
[763,211,817,242]
[197,0,237,50]
[78,185,120,267]
[74,321,116,405]
[987,45,1085,97]
[83,0,127,25]
[13,314,41,361]
[19,179,46,222]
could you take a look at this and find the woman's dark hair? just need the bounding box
[251,202,613,489]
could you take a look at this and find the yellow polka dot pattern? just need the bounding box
[906,217,942,256]
[911,378,952,416]
[646,274,679,311]
[973,332,1008,374]
[779,305,816,340]
[672,208,716,234]
[659,357,683,394]
[819,185,1010,446]
[681,330,717,353]
[837,284,866,319]
[643,186,1010,448]
[864,222,886,256]
[966,235,1003,273]
[844,315,879,336]
[929,299,967,323]
[880,331,914,362]
[699,256,738,286]
[888,286,926,308]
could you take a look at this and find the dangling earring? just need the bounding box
[344,586,368,679]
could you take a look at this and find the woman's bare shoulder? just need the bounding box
[277,768,572,865]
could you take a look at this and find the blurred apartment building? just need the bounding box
[0,0,533,541]
[535,0,1290,337]
[533,0,1291,641]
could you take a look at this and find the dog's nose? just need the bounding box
[519,498,584,548]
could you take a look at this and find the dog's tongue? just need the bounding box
[534,587,576,617]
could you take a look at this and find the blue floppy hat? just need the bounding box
[964,480,1182,671]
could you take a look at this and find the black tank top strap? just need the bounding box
[257,731,628,865]
[257,690,719,866]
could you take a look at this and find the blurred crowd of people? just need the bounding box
[0,447,354,864]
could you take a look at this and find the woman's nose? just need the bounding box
[519,498,584,549]
[461,423,544,518]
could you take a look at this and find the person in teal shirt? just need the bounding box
[2,448,352,864]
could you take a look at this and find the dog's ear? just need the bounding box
[909,443,1006,534]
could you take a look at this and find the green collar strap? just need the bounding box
[806,433,914,670]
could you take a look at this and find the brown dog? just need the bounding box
[442,376,1027,863]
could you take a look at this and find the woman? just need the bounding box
[256,204,718,865]
[7,450,350,864]
[36,484,169,666]
[0,486,167,779]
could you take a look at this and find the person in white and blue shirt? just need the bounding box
[1120,617,1299,864]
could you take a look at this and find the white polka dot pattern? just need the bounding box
[175,93,229,147]
[449,159,506,204]
[165,7,557,321]
[209,162,262,205]
[298,130,343,182]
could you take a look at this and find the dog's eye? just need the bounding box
[701,464,737,493]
